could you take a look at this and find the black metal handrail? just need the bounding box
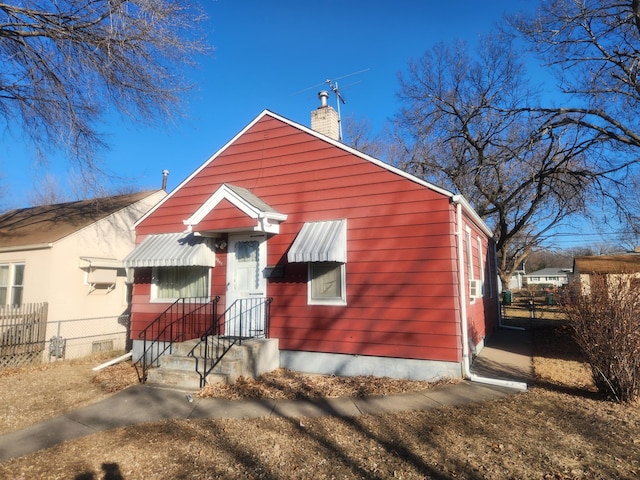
[134,296,220,383]
[196,296,272,387]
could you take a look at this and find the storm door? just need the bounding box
[226,233,267,337]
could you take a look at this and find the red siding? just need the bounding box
[130,114,498,364]
[197,198,257,231]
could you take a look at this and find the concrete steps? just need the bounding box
[145,337,280,391]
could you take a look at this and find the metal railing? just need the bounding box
[197,297,272,387]
[134,296,220,383]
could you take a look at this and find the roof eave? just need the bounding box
[0,242,54,253]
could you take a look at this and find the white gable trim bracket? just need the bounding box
[183,184,288,234]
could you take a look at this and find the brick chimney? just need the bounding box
[310,90,340,140]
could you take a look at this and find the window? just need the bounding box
[476,236,485,298]
[309,262,346,305]
[465,227,473,281]
[477,237,484,284]
[152,266,209,301]
[465,227,477,302]
[0,263,25,306]
[0,265,7,305]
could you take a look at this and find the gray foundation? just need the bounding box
[279,350,462,381]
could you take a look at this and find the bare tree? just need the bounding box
[510,0,640,231]
[0,0,208,173]
[27,172,70,205]
[396,35,599,289]
[343,115,383,158]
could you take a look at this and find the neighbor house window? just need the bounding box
[0,263,25,306]
[0,265,8,305]
[308,262,346,305]
[152,266,209,301]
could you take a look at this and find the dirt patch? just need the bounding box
[198,369,454,400]
[0,353,138,435]
[1,329,639,479]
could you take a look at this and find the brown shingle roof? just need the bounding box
[573,255,640,274]
[0,191,159,248]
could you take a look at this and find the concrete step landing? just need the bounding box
[145,337,280,391]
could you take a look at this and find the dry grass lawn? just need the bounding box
[1,325,639,479]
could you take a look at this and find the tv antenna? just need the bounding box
[325,79,348,140]
[293,69,369,140]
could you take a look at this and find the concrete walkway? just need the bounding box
[0,328,533,462]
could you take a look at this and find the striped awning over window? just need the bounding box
[287,219,347,263]
[124,232,215,268]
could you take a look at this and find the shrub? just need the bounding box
[561,274,640,402]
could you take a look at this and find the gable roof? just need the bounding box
[183,183,287,234]
[134,110,493,237]
[524,267,572,277]
[0,191,161,249]
[573,255,640,274]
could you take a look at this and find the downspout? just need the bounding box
[454,200,527,391]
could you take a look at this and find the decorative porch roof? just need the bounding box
[123,232,215,268]
[288,219,347,263]
[183,184,287,234]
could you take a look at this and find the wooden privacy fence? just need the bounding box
[0,302,48,368]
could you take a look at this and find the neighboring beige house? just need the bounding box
[0,190,166,363]
[571,254,640,293]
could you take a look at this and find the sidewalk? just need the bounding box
[0,328,533,462]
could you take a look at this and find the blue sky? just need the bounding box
[2,0,536,211]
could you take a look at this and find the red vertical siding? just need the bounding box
[130,114,492,363]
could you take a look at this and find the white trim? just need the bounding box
[0,262,25,306]
[455,202,527,391]
[468,278,482,300]
[307,262,347,306]
[79,257,122,269]
[183,184,287,234]
[451,194,493,238]
[134,110,492,239]
[477,236,485,297]
[0,243,53,253]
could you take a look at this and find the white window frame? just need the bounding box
[0,262,25,307]
[465,227,477,302]
[308,262,347,306]
[477,236,485,298]
[150,266,211,303]
[465,227,473,281]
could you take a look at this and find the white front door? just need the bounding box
[226,233,267,337]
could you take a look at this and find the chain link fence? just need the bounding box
[1,305,130,369]
[45,314,131,363]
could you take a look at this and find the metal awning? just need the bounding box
[79,257,122,269]
[124,232,215,268]
[287,219,347,263]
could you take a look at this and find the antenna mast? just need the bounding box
[325,79,347,140]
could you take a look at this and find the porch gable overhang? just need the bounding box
[288,219,347,263]
[183,184,287,234]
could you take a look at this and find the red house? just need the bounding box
[124,101,499,385]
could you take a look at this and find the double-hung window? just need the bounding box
[309,262,346,305]
[152,266,210,301]
[0,263,25,306]
[288,219,348,306]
